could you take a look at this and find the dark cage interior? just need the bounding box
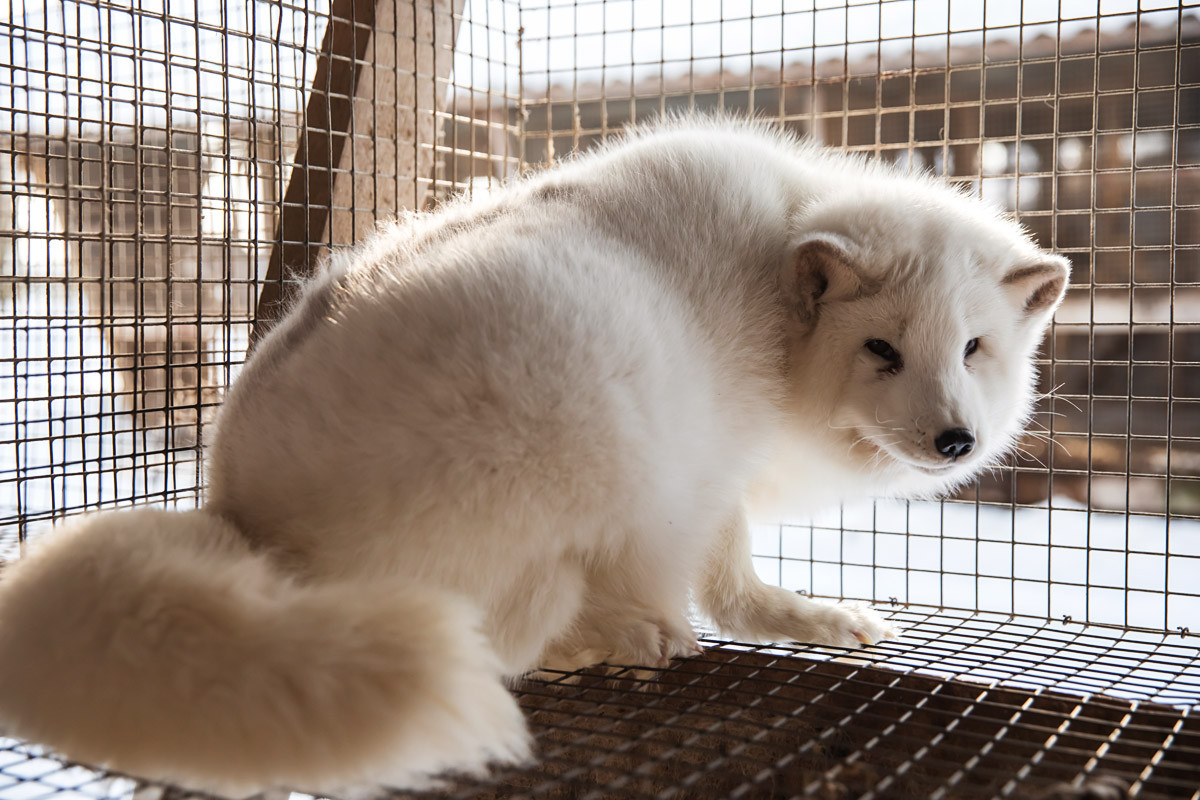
[1,1,1198,798]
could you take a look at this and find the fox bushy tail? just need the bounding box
[0,509,530,794]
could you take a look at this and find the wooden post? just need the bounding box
[251,0,464,345]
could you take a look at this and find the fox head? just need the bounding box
[782,186,1070,498]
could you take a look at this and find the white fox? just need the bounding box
[0,118,1068,794]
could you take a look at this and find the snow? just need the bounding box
[751,498,1200,633]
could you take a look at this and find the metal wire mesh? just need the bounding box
[414,614,1200,799]
[2,0,331,540]
[1,610,1197,799]
[1,0,1198,798]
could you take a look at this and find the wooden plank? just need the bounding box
[251,0,376,345]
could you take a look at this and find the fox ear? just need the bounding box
[1003,255,1070,320]
[786,234,868,322]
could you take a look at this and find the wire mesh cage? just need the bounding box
[1,0,1198,797]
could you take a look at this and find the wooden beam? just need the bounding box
[251,0,376,345]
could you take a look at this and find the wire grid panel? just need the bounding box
[0,0,512,552]
[412,618,1200,799]
[1,617,1197,799]
[1,0,329,543]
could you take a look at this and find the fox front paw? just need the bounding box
[707,584,900,648]
[811,600,900,649]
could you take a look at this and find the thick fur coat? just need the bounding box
[0,119,1068,793]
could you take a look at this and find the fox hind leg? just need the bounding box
[538,539,701,671]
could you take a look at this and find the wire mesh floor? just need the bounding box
[0,606,1196,800]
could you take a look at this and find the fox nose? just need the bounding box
[935,428,975,460]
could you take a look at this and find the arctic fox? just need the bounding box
[0,118,1068,794]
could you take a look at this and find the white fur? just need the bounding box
[0,118,1068,793]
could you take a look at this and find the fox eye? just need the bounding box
[865,338,901,365]
[964,337,980,358]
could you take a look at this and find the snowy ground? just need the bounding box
[750,499,1200,634]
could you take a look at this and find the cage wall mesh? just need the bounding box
[1,1,1198,799]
